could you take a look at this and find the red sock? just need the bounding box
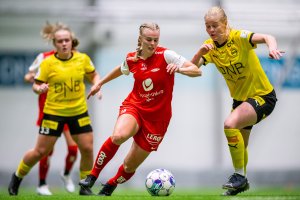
[39,150,53,184]
[107,165,135,186]
[64,145,78,175]
[91,137,120,178]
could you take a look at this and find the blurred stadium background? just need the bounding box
[0,0,299,191]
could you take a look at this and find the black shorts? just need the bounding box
[39,112,93,137]
[232,90,277,130]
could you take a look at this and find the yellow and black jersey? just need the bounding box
[202,29,273,101]
[35,52,95,116]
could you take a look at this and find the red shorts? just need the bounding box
[119,105,170,152]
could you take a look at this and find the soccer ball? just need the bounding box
[145,168,175,196]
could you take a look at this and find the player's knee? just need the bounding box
[79,144,93,156]
[111,134,127,145]
[224,119,237,129]
[35,148,50,159]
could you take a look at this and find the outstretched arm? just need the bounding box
[85,71,102,99]
[165,50,202,77]
[167,61,202,77]
[85,71,101,85]
[251,33,284,60]
[87,65,123,99]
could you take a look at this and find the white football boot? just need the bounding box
[36,185,52,195]
[60,173,75,193]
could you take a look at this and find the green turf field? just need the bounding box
[1,186,300,200]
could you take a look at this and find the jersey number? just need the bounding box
[40,127,50,135]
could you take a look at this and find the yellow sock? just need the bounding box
[244,148,248,176]
[80,170,91,180]
[224,128,245,175]
[16,160,32,178]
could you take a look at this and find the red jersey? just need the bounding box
[120,46,186,151]
[29,50,55,126]
[122,46,175,122]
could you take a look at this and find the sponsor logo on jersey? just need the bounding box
[155,51,164,55]
[228,144,238,149]
[151,68,160,72]
[141,78,165,102]
[146,133,163,145]
[253,96,265,106]
[141,63,147,70]
[116,176,126,184]
[142,78,153,91]
[218,62,245,79]
[96,151,107,166]
[255,100,259,107]
[42,119,58,130]
[121,108,127,114]
[213,54,218,59]
[226,136,239,143]
[139,90,164,102]
[78,116,91,127]
[240,30,250,38]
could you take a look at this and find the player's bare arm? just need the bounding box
[88,65,123,99]
[191,43,214,66]
[251,33,284,60]
[176,61,202,77]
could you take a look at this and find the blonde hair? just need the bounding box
[205,6,227,24]
[41,21,79,49]
[133,22,160,61]
[205,6,230,40]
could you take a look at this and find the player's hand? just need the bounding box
[96,91,103,100]
[87,82,102,99]
[199,43,214,55]
[269,49,285,60]
[24,72,35,83]
[38,83,49,94]
[166,63,179,74]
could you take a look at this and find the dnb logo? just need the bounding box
[142,78,153,91]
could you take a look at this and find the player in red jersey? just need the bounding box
[23,24,78,195]
[79,22,202,196]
